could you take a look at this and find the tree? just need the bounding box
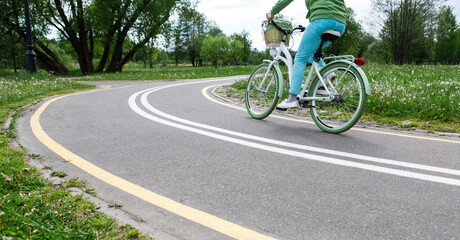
[228,38,244,65]
[0,0,69,74]
[355,32,376,58]
[207,24,225,37]
[182,7,208,66]
[454,29,460,63]
[0,0,23,72]
[407,15,436,64]
[164,4,218,66]
[230,31,252,64]
[248,49,271,65]
[373,0,441,64]
[201,36,229,68]
[435,5,458,63]
[364,39,392,63]
[38,0,178,74]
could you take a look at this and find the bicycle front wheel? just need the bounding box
[308,62,367,133]
[245,63,280,119]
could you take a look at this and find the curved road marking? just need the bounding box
[139,86,460,177]
[30,82,278,240]
[202,83,460,144]
[130,80,460,186]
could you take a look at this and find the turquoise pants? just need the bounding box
[290,19,346,95]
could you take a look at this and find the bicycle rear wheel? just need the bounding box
[308,62,367,133]
[245,63,280,119]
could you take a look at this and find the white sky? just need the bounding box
[197,0,460,51]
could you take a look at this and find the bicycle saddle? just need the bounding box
[321,30,341,42]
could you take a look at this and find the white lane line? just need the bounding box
[204,83,460,144]
[138,80,460,177]
[128,81,460,187]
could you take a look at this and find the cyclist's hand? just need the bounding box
[266,12,274,21]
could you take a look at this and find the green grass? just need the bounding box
[364,64,459,121]
[63,178,84,188]
[51,171,68,178]
[0,69,150,239]
[232,63,460,133]
[362,64,459,132]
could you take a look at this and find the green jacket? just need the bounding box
[271,0,347,24]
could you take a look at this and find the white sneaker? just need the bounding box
[276,99,299,110]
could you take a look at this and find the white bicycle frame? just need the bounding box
[261,42,344,104]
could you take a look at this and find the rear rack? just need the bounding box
[323,55,355,62]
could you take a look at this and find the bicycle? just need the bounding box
[245,20,371,133]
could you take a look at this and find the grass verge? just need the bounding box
[0,70,150,239]
[231,64,460,133]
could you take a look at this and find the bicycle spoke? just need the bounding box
[245,64,280,119]
[310,64,366,133]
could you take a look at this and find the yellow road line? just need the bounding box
[202,84,460,144]
[30,93,277,240]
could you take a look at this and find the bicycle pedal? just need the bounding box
[299,101,310,108]
[300,103,315,108]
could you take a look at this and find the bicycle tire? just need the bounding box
[307,62,367,133]
[245,63,281,119]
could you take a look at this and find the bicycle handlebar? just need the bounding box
[270,20,306,35]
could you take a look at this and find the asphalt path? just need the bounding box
[17,77,460,240]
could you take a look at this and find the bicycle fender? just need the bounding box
[331,60,371,95]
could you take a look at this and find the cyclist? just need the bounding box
[266,0,347,110]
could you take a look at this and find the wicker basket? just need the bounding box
[262,20,291,47]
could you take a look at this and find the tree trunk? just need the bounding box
[95,39,112,73]
[51,0,93,75]
[149,47,153,68]
[11,44,17,74]
[34,48,68,75]
[96,23,119,72]
[14,24,69,75]
[34,40,69,75]
[105,3,174,73]
[105,38,125,72]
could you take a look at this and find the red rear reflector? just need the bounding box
[355,58,365,66]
